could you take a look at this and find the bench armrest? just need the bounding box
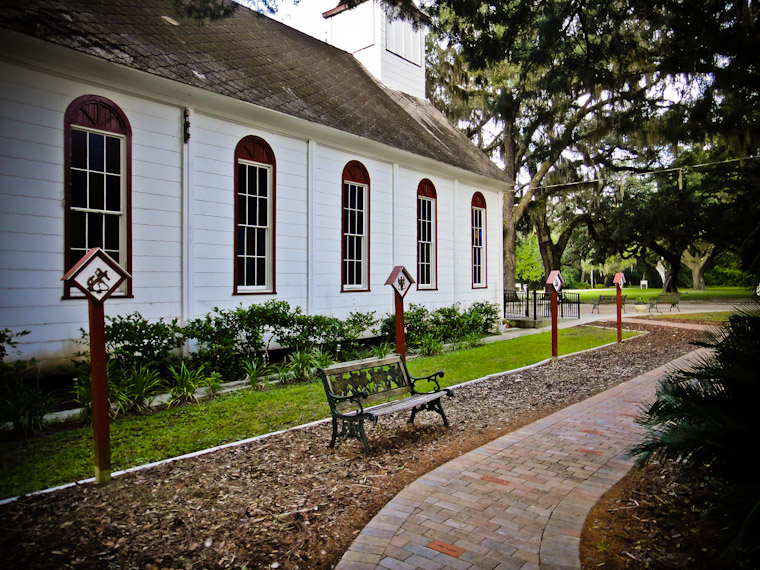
[326,389,369,414]
[410,371,449,395]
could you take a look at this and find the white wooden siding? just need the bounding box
[0,63,183,367]
[0,59,503,368]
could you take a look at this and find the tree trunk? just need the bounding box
[682,244,717,291]
[502,129,517,290]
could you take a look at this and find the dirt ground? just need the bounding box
[0,323,705,570]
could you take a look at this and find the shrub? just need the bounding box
[167,361,208,406]
[0,329,49,433]
[575,281,592,289]
[102,312,186,371]
[631,301,760,559]
[468,301,500,336]
[187,305,267,381]
[418,335,444,356]
[241,357,274,388]
[109,364,164,415]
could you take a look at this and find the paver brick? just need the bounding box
[334,347,708,570]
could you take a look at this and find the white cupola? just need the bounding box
[323,0,427,99]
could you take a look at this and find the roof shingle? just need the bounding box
[0,0,505,181]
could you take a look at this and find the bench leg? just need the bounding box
[351,419,370,455]
[328,417,339,448]
[409,398,449,428]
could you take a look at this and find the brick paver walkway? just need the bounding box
[336,347,710,570]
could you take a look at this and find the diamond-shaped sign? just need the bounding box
[385,266,415,299]
[62,248,131,303]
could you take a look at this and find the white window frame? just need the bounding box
[472,205,486,288]
[342,181,369,291]
[417,195,436,289]
[69,126,127,295]
[236,159,274,293]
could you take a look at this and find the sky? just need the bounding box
[268,0,338,42]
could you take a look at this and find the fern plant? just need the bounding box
[631,300,760,559]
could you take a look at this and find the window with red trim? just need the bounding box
[471,192,486,288]
[234,136,276,294]
[342,161,370,291]
[64,95,132,298]
[417,179,437,289]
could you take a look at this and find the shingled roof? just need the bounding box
[0,0,506,182]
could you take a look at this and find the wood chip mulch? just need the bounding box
[0,323,704,570]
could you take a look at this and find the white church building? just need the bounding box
[0,0,508,367]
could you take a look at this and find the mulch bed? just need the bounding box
[0,323,704,570]
[581,462,728,570]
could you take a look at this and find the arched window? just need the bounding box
[234,136,276,294]
[471,192,487,288]
[341,161,370,291]
[64,95,132,298]
[417,179,437,289]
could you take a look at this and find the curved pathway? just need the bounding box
[336,328,710,570]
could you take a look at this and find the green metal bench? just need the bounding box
[591,294,626,313]
[649,293,681,312]
[317,354,451,454]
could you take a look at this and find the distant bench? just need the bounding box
[317,354,452,454]
[591,294,626,313]
[649,293,681,312]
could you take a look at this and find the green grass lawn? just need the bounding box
[570,286,754,304]
[0,325,636,499]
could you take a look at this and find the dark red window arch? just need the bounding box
[64,95,132,298]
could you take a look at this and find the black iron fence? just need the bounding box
[504,290,581,321]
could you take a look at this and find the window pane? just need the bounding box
[104,214,119,250]
[258,168,267,197]
[71,248,86,266]
[245,258,256,286]
[71,130,87,169]
[356,187,363,209]
[106,175,120,211]
[71,170,87,208]
[87,213,103,248]
[237,191,246,225]
[105,136,121,174]
[237,227,245,255]
[88,133,105,172]
[89,172,104,210]
[247,196,257,226]
[256,258,265,286]
[356,210,363,235]
[248,165,257,196]
[236,256,245,286]
[245,227,255,255]
[258,197,267,227]
[256,228,266,256]
[71,211,86,248]
[237,164,247,194]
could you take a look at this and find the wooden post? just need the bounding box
[613,272,626,344]
[550,287,558,359]
[385,266,414,359]
[62,247,130,485]
[616,285,623,344]
[88,300,111,483]
[394,290,406,358]
[546,270,563,361]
